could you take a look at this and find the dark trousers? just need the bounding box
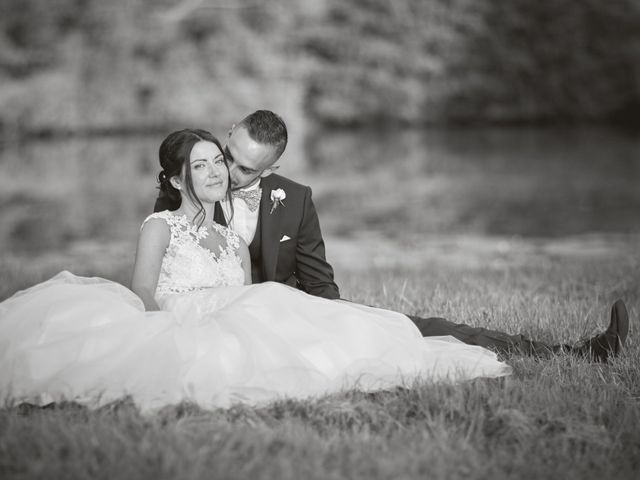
[407,315,569,357]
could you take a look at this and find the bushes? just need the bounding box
[302,0,640,126]
[1,0,637,134]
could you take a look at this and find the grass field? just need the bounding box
[1,235,639,479]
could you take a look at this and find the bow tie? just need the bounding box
[231,188,262,212]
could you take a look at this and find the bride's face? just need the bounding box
[182,141,229,204]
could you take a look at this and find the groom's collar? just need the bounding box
[240,179,262,192]
[235,179,262,193]
[259,175,278,188]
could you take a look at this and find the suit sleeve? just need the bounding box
[294,187,340,299]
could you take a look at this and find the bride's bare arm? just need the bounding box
[131,218,170,311]
[237,238,252,285]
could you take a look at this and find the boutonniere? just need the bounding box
[270,188,286,214]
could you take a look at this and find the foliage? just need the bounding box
[0,0,84,76]
[0,0,300,136]
[0,0,638,135]
[302,0,640,126]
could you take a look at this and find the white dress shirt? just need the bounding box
[221,181,261,245]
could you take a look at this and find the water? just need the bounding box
[303,127,640,239]
[1,127,638,256]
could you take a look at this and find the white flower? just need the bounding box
[271,189,286,201]
[270,189,286,214]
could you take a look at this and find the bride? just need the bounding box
[0,129,511,411]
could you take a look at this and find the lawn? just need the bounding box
[1,234,639,479]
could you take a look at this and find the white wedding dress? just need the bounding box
[0,211,510,411]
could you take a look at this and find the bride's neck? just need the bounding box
[176,198,215,225]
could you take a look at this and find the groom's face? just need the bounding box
[225,126,280,190]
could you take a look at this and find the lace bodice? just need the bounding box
[142,211,245,296]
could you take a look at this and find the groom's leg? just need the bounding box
[406,315,568,357]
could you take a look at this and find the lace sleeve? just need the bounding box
[141,211,172,231]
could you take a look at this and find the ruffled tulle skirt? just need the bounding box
[0,272,510,411]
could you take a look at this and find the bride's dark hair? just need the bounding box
[158,129,233,226]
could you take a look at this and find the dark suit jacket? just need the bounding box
[154,173,340,300]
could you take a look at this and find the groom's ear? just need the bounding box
[227,124,235,138]
[259,165,279,178]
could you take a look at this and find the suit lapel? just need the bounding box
[258,177,283,281]
[213,202,227,226]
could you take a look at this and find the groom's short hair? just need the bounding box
[237,110,288,158]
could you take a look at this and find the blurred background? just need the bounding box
[1,0,639,285]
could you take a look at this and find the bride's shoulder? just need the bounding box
[140,211,175,234]
[136,212,171,252]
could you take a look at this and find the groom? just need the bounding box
[154,110,629,362]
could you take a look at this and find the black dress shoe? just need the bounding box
[575,299,629,362]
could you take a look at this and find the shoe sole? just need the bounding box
[610,299,629,355]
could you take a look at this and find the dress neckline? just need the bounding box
[165,211,228,239]
[160,211,235,263]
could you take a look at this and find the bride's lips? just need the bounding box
[206,181,224,187]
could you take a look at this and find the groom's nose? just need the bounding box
[228,164,239,181]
